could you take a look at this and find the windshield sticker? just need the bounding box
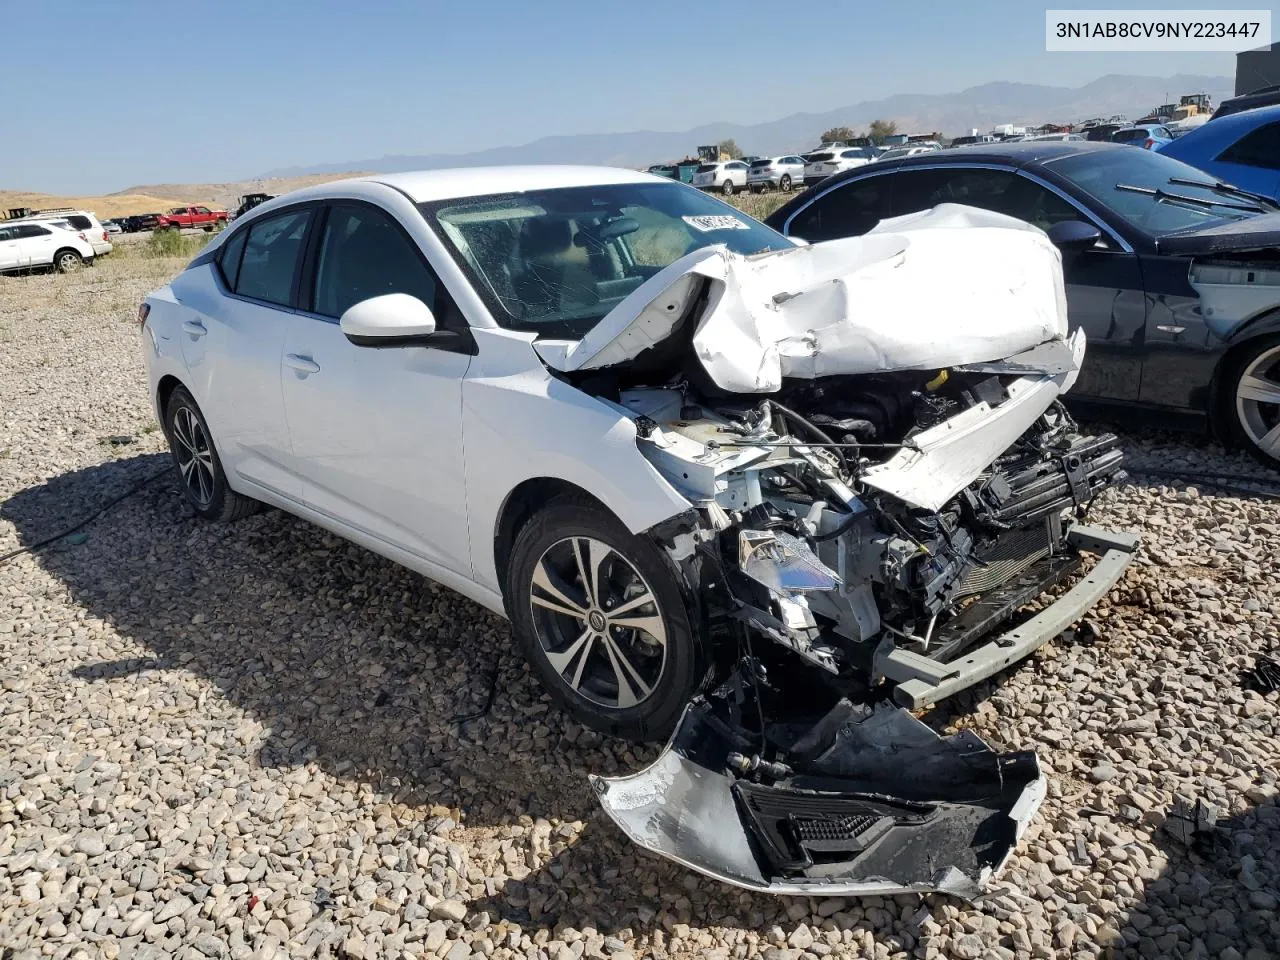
[683,215,751,233]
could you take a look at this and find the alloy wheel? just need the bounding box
[1235,344,1280,462]
[170,405,216,507]
[528,536,668,709]
[58,252,80,271]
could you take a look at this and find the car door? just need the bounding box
[16,224,58,267]
[280,200,474,576]
[179,206,314,499]
[0,226,21,270]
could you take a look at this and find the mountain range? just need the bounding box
[261,73,1233,178]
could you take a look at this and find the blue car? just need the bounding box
[1160,105,1280,200]
[1111,124,1174,151]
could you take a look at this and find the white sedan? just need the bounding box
[141,166,1134,896]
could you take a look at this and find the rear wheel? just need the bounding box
[780,174,793,192]
[54,249,82,273]
[163,386,261,521]
[1225,336,1280,470]
[506,497,706,742]
[721,179,735,196]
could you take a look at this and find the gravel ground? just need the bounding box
[1,254,1278,960]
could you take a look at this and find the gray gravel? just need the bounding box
[2,256,1279,960]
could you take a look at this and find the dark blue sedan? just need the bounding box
[765,141,1280,469]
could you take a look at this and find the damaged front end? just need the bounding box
[547,210,1138,895]
[586,340,1135,895]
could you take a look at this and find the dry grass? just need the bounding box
[725,189,791,222]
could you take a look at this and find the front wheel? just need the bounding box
[780,174,793,192]
[721,179,735,196]
[506,497,706,742]
[1225,336,1280,470]
[163,386,261,521]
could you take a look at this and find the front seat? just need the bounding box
[514,219,598,319]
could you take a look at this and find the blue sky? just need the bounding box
[2,0,1242,194]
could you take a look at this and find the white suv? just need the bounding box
[802,147,874,186]
[0,221,95,274]
[20,209,112,257]
[691,160,749,195]
[746,156,806,192]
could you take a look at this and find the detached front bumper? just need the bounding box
[877,524,1138,709]
[593,701,1045,898]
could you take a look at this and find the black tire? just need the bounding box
[163,386,260,521]
[749,184,761,194]
[1221,335,1280,470]
[54,248,82,273]
[780,174,793,192]
[721,179,735,196]
[505,496,707,742]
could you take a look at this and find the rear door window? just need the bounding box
[1218,121,1280,171]
[234,209,312,307]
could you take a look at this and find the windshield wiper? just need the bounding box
[1167,177,1280,211]
[1114,183,1263,215]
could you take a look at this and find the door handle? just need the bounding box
[284,354,321,375]
[182,320,207,338]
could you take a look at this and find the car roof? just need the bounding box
[884,139,1120,167]
[345,165,664,203]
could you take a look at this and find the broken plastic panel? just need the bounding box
[592,700,1045,899]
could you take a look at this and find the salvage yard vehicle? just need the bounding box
[141,166,1135,896]
[746,156,806,192]
[0,220,96,274]
[692,160,749,194]
[154,205,228,232]
[767,141,1280,469]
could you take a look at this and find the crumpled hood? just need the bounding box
[535,204,1070,392]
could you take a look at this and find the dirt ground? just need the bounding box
[1,245,1277,960]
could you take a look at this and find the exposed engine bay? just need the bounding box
[537,207,1139,897]
[580,332,1137,897]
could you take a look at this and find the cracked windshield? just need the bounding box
[426,182,789,334]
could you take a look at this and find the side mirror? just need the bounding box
[1046,220,1102,256]
[340,293,436,347]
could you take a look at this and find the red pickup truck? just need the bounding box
[154,206,228,232]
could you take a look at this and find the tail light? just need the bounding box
[137,303,151,328]
[78,232,88,242]
[102,230,109,241]
[1144,138,1155,149]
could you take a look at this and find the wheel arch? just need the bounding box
[156,374,186,422]
[493,478,611,602]
[1208,309,1280,442]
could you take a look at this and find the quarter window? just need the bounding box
[312,204,438,319]
[217,228,248,290]
[1217,122,1280,171]
[234,209,312,307]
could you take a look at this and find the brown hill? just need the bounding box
[1,171,372,220]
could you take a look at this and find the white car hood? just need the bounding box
[534,204,1071,393]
